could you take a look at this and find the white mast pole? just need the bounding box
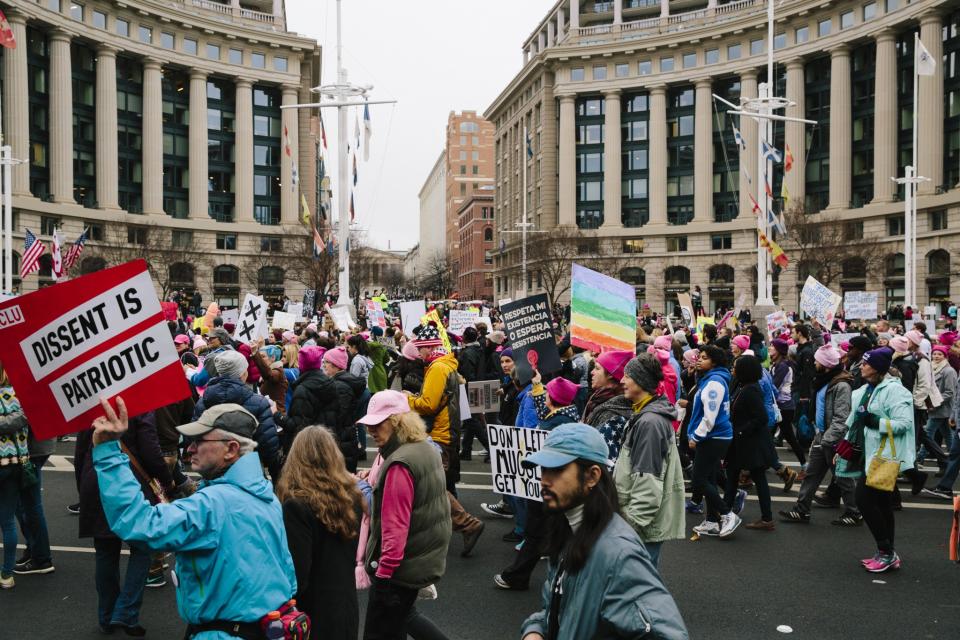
[521,125,528,298]
[334,0,351,306]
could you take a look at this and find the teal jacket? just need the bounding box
[837,374,915,478]
[93,441,296,639]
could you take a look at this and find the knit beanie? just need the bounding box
[682,349,700,366]
[653,335,673,351]
[771,338,789,356]
[939,331,958,347]
[624,352,664,393]
[412,322,443,348]
[545,377,578,407]
[814,344,841,369]
[596,349,633,382]
[215,350,248,379]
[905,329,924,346]
[732,335,751,351]
[401,340,420,361]
[298,345,325,372]
[323,346,349,370]
[862,347,893,374]
[849,336,873,352]
[500,347,514,360]
[889,335,910,354]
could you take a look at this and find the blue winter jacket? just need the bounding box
[515,384,539,428]
[687,367,733,442]
[93,442,296,639]
[759,369,778,428]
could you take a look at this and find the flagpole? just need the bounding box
[521,125,528,299]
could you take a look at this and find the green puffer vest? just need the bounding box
[366,438,452,589]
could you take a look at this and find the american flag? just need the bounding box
[20,229,45,277]
[63,227,89,271]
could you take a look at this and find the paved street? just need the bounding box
[4,441,959,639]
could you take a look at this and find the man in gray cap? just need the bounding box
[519,423,688,640]
[188,326,235,388]
[90,398,297,639]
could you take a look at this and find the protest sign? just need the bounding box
[570,263,636,353]
[677,292,694,327]
[800,276,842,327]
[160,301,178,322]
[271,311,297,331]
[476,316,493,333]
[696,316,714,338]
[924,305,938,317]
[447,309,480,336]
[766,310,789,335]
[843,292,878,320]
[459,384,471,421]
[399,300,427,337]
[328,305,355,332]
[364,299,387,329]
[468,379,501,413]
[498,297,512,308]
[302,289,316,315]
[501,294,560,385]
[233,294,269,343]
[220,308,239,327]
[0,260,190,440]
[486,424,549,500]
[286,302,304,318]
[829,332,861,346]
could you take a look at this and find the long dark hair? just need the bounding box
[347,334,369,356]
[543,461,620,574]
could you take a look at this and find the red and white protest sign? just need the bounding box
[0,260,191,440]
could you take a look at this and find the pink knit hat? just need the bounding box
[282,330,297,344]
[653,335,673,351]
[682,349,700,365]
[596,350,633,382]
[933,345,950,357]
[939,331,958,347]
[814,344,841,368]
[732,335,751,351]
[905,329,924,346]
[298,345,326,372]
[323,346,349,370]
[546,377,579,407]
[401,340,420,361]
[193,336,207,350]
[889,335,910,353]
[646,345,671,364]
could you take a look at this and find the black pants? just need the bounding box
[724,465,773,521]
[363,580,419,640]
[499,499,545,588]
[459,417,489,458]
[913,407,947,464]
[777,409,806,465]
[690,438,731,522]
[407,609,449,640]
[856,479,896,554]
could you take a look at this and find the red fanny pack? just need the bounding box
[259,600,310,640]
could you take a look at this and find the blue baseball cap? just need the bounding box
[522,423,610,470]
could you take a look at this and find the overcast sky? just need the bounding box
[285,0,555,252]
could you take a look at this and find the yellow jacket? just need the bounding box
[408,353,459,446]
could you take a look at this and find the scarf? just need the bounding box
[812,365,843,393]
[582,385,621,422]
[355,453,384,590]
[933,357,949,375]
[631,394,654,414]
[424,347,448,364]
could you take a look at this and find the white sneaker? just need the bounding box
[0,572,14,589]
[719,512,742,538]
[692,520,720,536]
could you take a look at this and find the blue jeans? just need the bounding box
[94,538,152,627]
[936,428,960,491]
[644,541,663,570]
[919,418,953,461]
[0,466,20,574]
[506,495,528,536]
[16,455,51,564]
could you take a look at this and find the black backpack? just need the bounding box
[892,356,918,393]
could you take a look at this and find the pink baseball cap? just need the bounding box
[174,334,190,345]
[357,390,411,425]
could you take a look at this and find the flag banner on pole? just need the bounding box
[768,207,786,236]
[51,227,63,279]
[761,140,782,164]
[764,176,773,198]
[780,181,791,207]
[20,229,45,278]
[284,125,297,191]
[320,114,328,150]
[354,112,361,150]
[352,152,358,186]
[749,193,761,215]
[784,143,794,172]
[363,103,372,162]
[0,9,16,49]
[63,228,89,271]
[350,191,355,222]
[312,225,324,257]
[741,164,752,185]
[732,124,745,150]
[300,193,312,226]
[526,130,533,159]
[759,232,789,268]
[916,39,936,76]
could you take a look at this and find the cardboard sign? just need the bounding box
[399,300,427,337]
[468,379,501,413]
[286,302,304,319]
[233,294,269,343]
[486,424,548,500]
[843,292,878,320]
[160,301,179,322]
[271,311,297,331]
[0,260,190,440]
[498,298,512,308]
[327,305,355,332]
[459,384,471,421]
[766,310,789,335]
[220,308,239,327]
[501,294,560,385]
[447,309,480,336]
[365,299,387,329]
[677,292,694,327]
[570,263,636,353]
[800,276,842,327]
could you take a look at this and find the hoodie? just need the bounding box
[687,366,733,442]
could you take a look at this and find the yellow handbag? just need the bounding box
[865,420,900,492]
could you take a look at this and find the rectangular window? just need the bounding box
[252,52,266,69]
[750,39,764,55]
[183,38,197,55]
[818,19,831,37]
[216,233,237,251]
[460,165,466,175]
[666,236,688,252]
[459,151,467,161]
[206,43,220,60]
[260,237,282,253]
[471,151,479,161]
[843,221,864,240]
[116,18,129,37]
[841,10,854,29]
[885,0,898,11]
[796,26,809,43]
[472,136,479,145]
[92,10,106,29]
[863,2,877,20]
[41,216,60,236]
[161,32,174,49]
[48,0,61,11]
[70,3,83,21]
[931,210,948,231]
[593,65,607,80]
[728,43,742,60]
[229,48,243,65]
[705,48,719,65]
[615,63,629,78]
[682,52,696,69]
[774,33,786,50]
[89,224,104,241]
[139,25,152,44]
[172,230,192,250]
[711,234,732,250]
[887,215,904,235]
[578,152,603,173]
[127,226,147,245]
[571,67,584,81]
[638,60,652,75]
[622,239,644,254]
[660,57,674,72]
[471,165,478,175]
[274,57,288,72]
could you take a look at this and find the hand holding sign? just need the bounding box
[92,396,129,446]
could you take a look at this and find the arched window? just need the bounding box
[620,267,646,285]
[80,256,107,275]
[928,249,950,276]
[709,264,735,283]
[927,249,951,309]
[38,253,53,278]
[885,253,905,278]
[483,227,493,242]
[213,264,240,308]
[842,257,867,280]
[664,265,690,285]
[169,262,195,289]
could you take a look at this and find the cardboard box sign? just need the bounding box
[0,260,191,440]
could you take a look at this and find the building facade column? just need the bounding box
[3,11,29,195]
[784,59,806,209]
[648,85,667,224]
[95,45,119,210]
[142,59,164,215]
[234,79,254,222]
[660,0,670,18]
[614,0,623,24]
[603,89,622,228]
[540,73,559,226]
[739,70,758,217]
[280,85,299,224]
[188,70,209,220]
[872,29,897,203]
[49,29,74,203]
[828,45,851,210]
[693,78,713,223]
[547,21,556,46]
[569,0,580,30]
[557,93,577,227]
[918,12,944,194]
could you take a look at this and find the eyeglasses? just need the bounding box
[188,437,235,447]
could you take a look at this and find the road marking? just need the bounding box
[17,543,123,555]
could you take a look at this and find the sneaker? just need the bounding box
[733,489,747,515]
[831,511,864,527]
[745,519,776,531]
[461,521,484,557]
[0,572,13,589]
[921,486,954,500]
[12,559,55,575]
[67,502,80,515]
[14,553,31,570]
[910,470,929,495]
[861,552,882,567]
[493,574,528,590]
[685,499,704,515]
[812,492,841,508]
[865,552,901,573]
[778,509,811,523]
[692,520,720,536]
[145,573,166,588]
[480,501,514,519]
[501,530,523,543]
[718,512,742,538]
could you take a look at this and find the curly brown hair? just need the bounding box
[276,426,363,540]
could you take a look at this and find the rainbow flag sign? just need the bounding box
[570,263,636,353]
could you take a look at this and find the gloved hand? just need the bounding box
[835,439,856,461]
[862,412,881,429]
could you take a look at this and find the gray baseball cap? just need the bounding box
[176,403,258,439]
[208,328,232,345]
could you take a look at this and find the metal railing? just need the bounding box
[571,0,763,42]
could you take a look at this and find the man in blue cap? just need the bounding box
[518,423,689,640]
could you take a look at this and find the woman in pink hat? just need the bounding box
[582,350,634,463]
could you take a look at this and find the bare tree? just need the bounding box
[420,251,455,300]
[382,265,405,298]
[524,227,616,308]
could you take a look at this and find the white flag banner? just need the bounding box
[917,39,936,76]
